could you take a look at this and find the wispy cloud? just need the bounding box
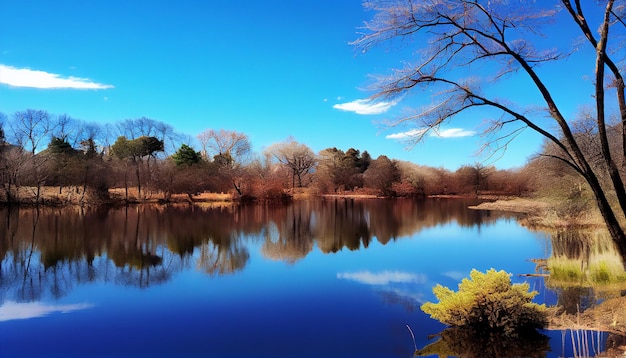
[337,270,426,285]
[386,127,476,140]
[0,65,113,89]
[385,129,427,140]
[333,98,398,115]
[435,128,476,138]
[0,301,94,321]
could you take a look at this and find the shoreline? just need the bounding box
[0,187,614,231]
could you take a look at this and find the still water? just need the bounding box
[0,199,608,357]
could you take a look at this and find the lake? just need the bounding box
[0,199,615,357]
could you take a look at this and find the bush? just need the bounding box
[421,269,548,337]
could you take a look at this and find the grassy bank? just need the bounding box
[469,197,617,230]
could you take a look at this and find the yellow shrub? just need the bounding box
[421,269,547,337]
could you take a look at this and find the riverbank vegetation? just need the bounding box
[0,111,532,206]
[1,110,623,232]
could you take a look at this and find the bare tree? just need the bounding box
[52,115,105,153]
[195,129,253,196]
[8,109,55,154]
[196,129,252,162]
[0,145,28,203]
[115,117,180,155]
[352,1,626,255]
[266,138,316,190]
[54,114,79,146]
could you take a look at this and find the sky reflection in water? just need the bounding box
[0,200,602,357]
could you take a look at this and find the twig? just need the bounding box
[407,324,417,352]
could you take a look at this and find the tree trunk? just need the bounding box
[232,181,242,196]
[585,169,626,262]
[124,171,129,201]
[135,164,141,201]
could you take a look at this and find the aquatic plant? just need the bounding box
[421,269,548,337]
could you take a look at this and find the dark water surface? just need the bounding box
[0,199,608,357]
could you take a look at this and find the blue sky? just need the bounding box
[0,1,601,170]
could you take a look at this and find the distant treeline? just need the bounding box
[0,109,621,205]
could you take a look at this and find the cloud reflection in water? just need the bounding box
[0,301,94,322]
[337,270,429,308]
[337,270,426,285]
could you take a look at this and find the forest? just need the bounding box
[0,109,623,213]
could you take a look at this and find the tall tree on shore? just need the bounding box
[9,109,55,155]
[363,155,399,196]
[352,1,626,256]
[196,129,252,195]
[196,129,251,163]
[110,136,164,200]
[266,138,316,190]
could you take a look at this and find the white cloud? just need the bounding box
[435,128,476,138]
[386,127,476,140]
[333,98,398,115]
[0,301,94,321]
[0,64,113,89]
[337,270,426,285]
[385,129,427,140]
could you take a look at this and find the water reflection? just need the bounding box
[338,270,428,312]
[0,301,94,322]
[0,199,495,303]
[1,199,623,356]
[416,327,551,357]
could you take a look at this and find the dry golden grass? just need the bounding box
[10,186,93,205]
[6,186,235,205]
[470,197,615,229]
[469,198,549,214]
[321,194,379,200]
[188,192,233,201]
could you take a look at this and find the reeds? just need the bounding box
[547,229,626,286]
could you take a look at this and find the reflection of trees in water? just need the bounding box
[551,230,595,260]
[260,203,314,263]
[197,238,249,275]
[0,199,507,301]
[0,206,189,302]
[1,245,185,301]
[311,198,493,251]
[115,246,177,288]
[313,199,372,252]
